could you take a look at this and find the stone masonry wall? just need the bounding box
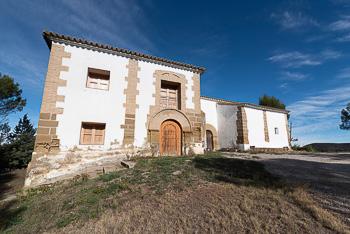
[34,44,71,153]
[263,111,270,142]
[121,59,140,147]
[236,106,249,145]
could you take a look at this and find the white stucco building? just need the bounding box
[201,97,290,151]
[25,31,290,187]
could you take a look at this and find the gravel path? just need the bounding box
[223,152,350,226]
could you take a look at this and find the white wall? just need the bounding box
[217,104,238,149]
[266,111,290,148]
[57,43,129,150]
[245,107,289,148]
[200,99,218,130]
[56,43,197,149]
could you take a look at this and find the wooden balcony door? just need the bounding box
[160,81,180,109]
[160,120,181,156]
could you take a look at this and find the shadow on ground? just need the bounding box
[0,200,27,230]
[0,169,27,230]
[193,156,281,187]
[0,169,26,201]
[261,157,350,224]
[305,153,350,161]
[262,158,350,196]
[0,173,16,201]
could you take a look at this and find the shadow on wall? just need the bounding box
[193,156,281,188]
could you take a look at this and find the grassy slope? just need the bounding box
[0,154,348,233]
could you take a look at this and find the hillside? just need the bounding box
[304,143,350,152]
[0,154,348,233]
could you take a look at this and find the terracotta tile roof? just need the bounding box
[201,96,289,114]
[43,31,205,74]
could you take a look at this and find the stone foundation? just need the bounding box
[25,149,139,188]
[249,147,291,153]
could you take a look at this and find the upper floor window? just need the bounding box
[274,127,279,135]
[86,68,110,90]
[160,80,181,109]
[80,122,106,145]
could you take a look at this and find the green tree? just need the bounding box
[259,94,286,110]
[340,103,350,130]
[0,122,11,170]
[4,114,35,169]
[0,123,11,145]
[0,73,26,122]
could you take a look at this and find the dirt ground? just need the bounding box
[223,152,350,226]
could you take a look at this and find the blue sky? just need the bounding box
[0,0,349,145]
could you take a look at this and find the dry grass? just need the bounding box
[290,187,349,233]
[60,183,344,234]
[1,154,348,234]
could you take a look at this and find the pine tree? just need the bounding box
[0,73,26,122]
[7,114,36,168]
[259,94,286,110]
[340,103,350,130]
[0,123,11,145]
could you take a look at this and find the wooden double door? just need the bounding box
[160,120,182,156]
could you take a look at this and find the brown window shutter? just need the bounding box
[80,123,105,145]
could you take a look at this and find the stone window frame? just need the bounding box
[153,70,187,112]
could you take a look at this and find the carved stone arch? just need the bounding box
[205,123,219,150]
[156,70,183,79]
[148,109,192,132]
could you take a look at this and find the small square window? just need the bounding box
[274,127,279,135]
[80,122,106,145]
[86,68,110,90]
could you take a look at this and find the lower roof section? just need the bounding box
[201,96,289,114]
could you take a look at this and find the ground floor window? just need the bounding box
[80,122,106,145]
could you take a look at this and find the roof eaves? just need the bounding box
[42,31,206,74]
[200,96,289,114]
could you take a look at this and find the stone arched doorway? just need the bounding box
[160,120,182,156]
[205,124,219,150]
[206,130,214,151]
